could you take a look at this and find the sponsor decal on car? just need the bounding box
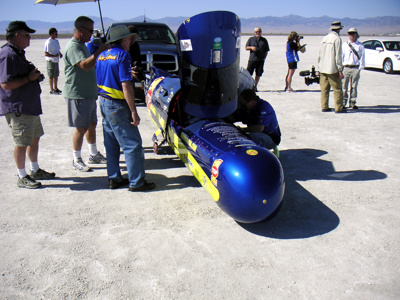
[246,149,258,156]
[211,159,223,186]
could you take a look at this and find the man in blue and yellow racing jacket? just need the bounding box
[96,25,155,192]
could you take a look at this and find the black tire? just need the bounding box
[383,59,393,74]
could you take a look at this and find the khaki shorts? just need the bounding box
[5,113,44,147]
[46,60,59,78]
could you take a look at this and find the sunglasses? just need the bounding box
[18,32,31,38]
[82,26,94,34]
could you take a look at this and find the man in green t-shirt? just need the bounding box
[63,16,109,172]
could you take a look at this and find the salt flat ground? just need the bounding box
[0,35,399,299]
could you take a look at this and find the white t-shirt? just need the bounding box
[238,67,255,95]
[44,38,61,63]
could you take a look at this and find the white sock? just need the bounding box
[18,168,27,179]
[30,161,39,172]
[88,143,98,156]
[73,150,81,162]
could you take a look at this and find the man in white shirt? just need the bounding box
[318,21,345,113]
[342,28,365,109]
[44,27,62,94]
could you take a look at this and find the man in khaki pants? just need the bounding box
[342,28,365,109]
[318,21,346,113]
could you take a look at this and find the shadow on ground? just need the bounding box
[239,148,387,239]
[350,105,400,114]
[42,172,199,192]
[259,89,320,93]
[364,68,400,75]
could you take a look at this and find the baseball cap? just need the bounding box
[7,21,36,33]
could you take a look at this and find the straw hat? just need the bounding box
[330,21,344,30]
[347,27,359,38]
[107,25,137,44]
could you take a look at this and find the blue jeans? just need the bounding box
[99,97,145,188]
[248,132,276,150]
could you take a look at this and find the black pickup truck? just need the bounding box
[105,22,179,101]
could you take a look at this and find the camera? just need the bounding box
[28,61,45,82]
[297,36,306,53]
[92,35,107,45]
[92,29,106,45]
[132,61,145,81]
[299,65,320,86]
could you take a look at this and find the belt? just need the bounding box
[344,65,359,68]
[100,96,122,101]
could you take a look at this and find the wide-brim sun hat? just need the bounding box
[347,27,359,38]
[348,27,358,34]
[107,25,137,44]
[330,21,344,30]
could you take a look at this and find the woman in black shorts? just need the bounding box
[285,31,302,92]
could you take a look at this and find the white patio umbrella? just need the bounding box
[35,0,105,33]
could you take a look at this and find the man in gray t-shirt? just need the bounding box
[63,16,109,172]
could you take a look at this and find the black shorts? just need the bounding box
[288,62,297,70]
[247,60,265,76]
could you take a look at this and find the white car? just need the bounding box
[362,39,400,74]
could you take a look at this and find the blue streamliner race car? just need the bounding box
[144,11,285,223]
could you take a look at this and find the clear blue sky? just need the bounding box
[1,0,399,22]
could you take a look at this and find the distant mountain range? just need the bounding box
[1,15,400,36]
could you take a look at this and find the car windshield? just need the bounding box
[134,25,176,44]
[383,41,400,51]
[182,57,240,107]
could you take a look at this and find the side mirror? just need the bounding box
[376,47,384,52]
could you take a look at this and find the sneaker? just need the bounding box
[128,180,155,192]
[30,168,56,180]
[72,158,92,172]
[50,90,55,94]
[17,175,42,189]
[88,152,107,164]
[321,108,333,112]
[54,88,62,94]
[351,105,359,109]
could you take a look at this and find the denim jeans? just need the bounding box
[99,97,145,188]
[248,132,276,150]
